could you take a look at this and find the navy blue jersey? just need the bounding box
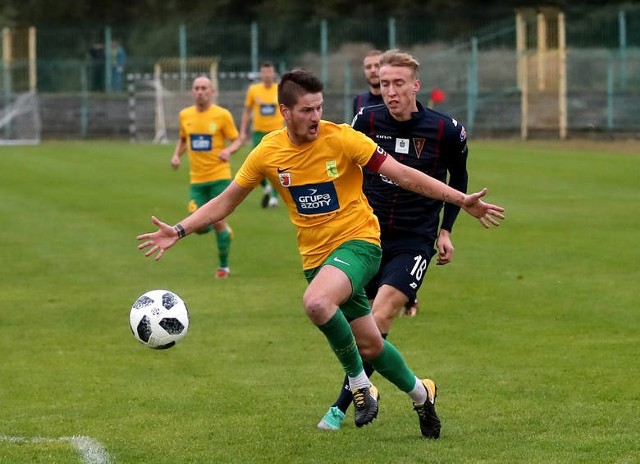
[353,91,384,117]
[353,102,469,250]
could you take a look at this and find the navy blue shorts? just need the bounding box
[365,247,436,301]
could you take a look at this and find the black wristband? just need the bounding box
[173,224,186,239]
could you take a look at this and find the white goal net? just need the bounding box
[128,57,221,143]
[0,91,41,145]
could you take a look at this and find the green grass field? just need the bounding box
[1,139,638,463]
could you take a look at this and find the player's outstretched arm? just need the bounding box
[137,181,253,260]
[376,152,505,228]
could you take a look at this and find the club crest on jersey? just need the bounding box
[460,126,467,141]
[326,160,338,178]
[209,123,217,133]
[395,138,410,154]
[412,138,426,158]
[279,172,291,187]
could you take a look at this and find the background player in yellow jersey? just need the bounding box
[138,69,505,438]
[170,76,243,278]
[239,61,285,208]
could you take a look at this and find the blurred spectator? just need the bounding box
[112,40,126,92]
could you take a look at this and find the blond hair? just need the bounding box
[379,50,420,79]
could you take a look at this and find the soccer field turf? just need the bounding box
[0,140,638,463]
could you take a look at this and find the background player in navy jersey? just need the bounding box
[354,49,419,317]
[352,50,384,116]
[317,50,471,435]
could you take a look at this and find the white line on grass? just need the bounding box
[0,435,112,464]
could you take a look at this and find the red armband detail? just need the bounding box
[365,146,388,172]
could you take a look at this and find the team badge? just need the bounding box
[326,160,338,177]
[279,172,291,187]
[460,126,467,142]
[412,138,426,158]
[209,123,217,133]
[395,138,410,154]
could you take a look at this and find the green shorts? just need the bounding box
[253,131,269,146]
[188,180,230,233]
[304,240,382,321]
[188,179,231,213]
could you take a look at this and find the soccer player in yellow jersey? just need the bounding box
[170,76,243,278]
[239,61,285,208]
[138,69,505,437]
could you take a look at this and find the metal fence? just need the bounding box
[1,4,639,140]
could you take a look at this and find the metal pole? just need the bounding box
[343,62,351,123]
[128,73,137,143]
[179,24,187,92]
[516,11,525,92]
[618,10,627,89]
[536,12,547,92]
[388,17,396,50]
[466,37,478,136]
[104,26,112,93]
[28,26,37,92]
[606,55,614,132]
[516,11,528,139]
[80,65,88,138]
[558,12,567,140]
[320,20,328,84]
[251,21,259,74]
[2,27,13,138]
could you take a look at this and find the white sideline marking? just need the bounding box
[0,435,112,464]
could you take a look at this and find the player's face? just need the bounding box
[191,78,214,109]
[281,92,323,145]
[260,66,276,86]
[363,55,382,89]
[379,65,420,121]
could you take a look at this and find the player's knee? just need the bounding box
[302,293,333,324]
[372,304,397,326]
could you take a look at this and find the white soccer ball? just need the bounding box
[129,289,190,349]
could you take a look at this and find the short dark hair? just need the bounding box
[260,60,274,69]
[278,68,323,108]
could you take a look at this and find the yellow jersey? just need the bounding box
[179,105,239,184]
[235,120,381,269]
[244,82,284,133]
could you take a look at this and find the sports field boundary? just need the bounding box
[0,435,112,464]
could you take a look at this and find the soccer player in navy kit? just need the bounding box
[352,50,384,116]
[317,50,471,437]
[355,50,419,317]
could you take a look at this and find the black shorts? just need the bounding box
[365,246,436,302]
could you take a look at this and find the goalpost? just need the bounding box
[128,56,219,143]
[1,26,40,145]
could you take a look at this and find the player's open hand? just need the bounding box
[462,188,505,228]
[137,216,179,260]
